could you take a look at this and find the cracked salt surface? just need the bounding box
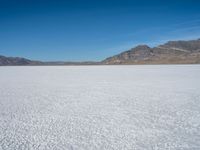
[0,65,200,150]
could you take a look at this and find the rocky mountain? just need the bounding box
[102,39,200,64]
[0,55,43,66]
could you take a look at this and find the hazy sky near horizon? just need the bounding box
[0,0,200,61]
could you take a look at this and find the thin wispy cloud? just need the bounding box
[102,18,200,57]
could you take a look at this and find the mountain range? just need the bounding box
[102,38,200,64]
[1,38,200,65]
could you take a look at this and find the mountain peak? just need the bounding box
[132,45,151,51]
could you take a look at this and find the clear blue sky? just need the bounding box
[0,0,200,61]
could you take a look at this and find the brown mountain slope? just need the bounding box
[102,39,200,64]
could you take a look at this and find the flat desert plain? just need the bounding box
[0,65,200,150]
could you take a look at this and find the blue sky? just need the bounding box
[0,0,200,61]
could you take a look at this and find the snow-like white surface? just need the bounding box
[0,65,200,150]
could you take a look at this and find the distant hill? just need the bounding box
[102,39,200,64]
[1,38,200,65]
[43,61,100,66]
[0,55,43,66]
[0,55,100,66]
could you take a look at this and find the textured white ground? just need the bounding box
[0,65,200,150]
